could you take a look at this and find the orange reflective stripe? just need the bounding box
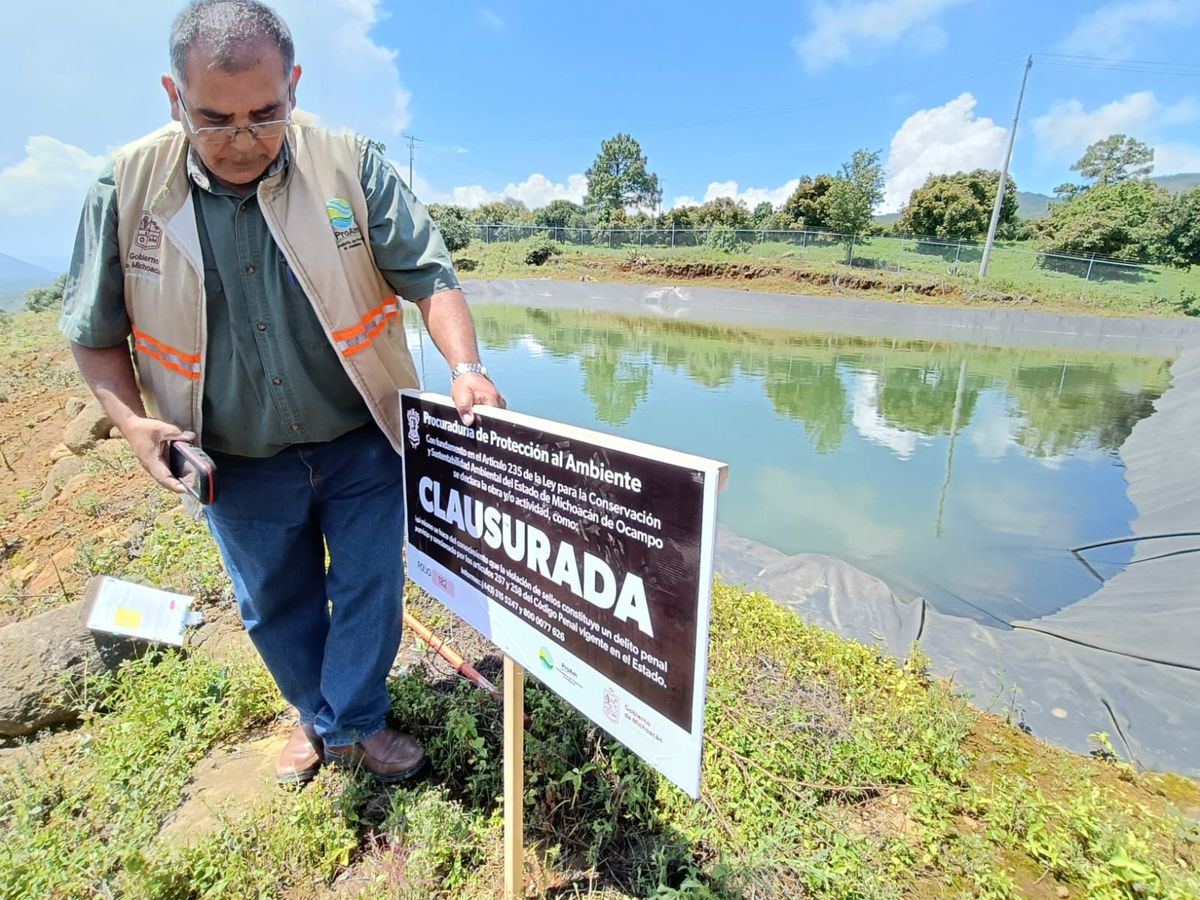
[332,298,399,342]
[132,327,201,381]
[131,327,200,364]
[135,341,200,381]
[333,297,399,357]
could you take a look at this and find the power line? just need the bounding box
[1037,53,1200,77]
[402,133,424,186]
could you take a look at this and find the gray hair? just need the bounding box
[170,0,294,85]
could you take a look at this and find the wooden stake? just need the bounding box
[503,656,525,899]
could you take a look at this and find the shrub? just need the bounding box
[23,274,67,312]
[706,224,743,254]
[524,239,561,266]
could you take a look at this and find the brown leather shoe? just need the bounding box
[325,728,426,783]
[276,724,324,784]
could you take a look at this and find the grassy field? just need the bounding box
[1,303,1197,897]
[453,234,1200,318]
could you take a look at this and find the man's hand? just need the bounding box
[122,416,196,495]
[452,372,505,427]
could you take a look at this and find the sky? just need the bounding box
[2,0,1199,269]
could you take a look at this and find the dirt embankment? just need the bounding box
[614,258,1043,306]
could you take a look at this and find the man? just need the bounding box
[60,0,503,784]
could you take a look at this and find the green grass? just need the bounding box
[0,651,281,899]
[2,582,1196,898]
[453,235,1200,318]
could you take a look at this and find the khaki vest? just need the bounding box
[112,112,418,453]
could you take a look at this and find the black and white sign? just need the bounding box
[400,392,726,797]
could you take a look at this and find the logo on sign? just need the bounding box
[135,212,161,250]
[406,408,421,448]
[538,647,554,671]
[602,687,620,724]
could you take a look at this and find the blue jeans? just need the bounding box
[204,423,405,746]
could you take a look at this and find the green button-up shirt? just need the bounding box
[61,142,458,457]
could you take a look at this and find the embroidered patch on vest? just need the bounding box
[135,211,162,250]
[326,197,364,252]
[128,211,162,281]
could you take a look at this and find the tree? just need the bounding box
[583,133,661,221]
[1071,134,1154,187]
[657,206,696,230]
[426,204,472,253]
[751,201,775,228]
[824,149,884,243]
[693,196,752,228]
[1158,187,1200,268]
[899,169,1019,241]
[533,199,586,229]
[470,201,530,225]
[781,174,834,228]
[24,274,67,312]
[1035,179,1168,261]
[1053,182,1084,202]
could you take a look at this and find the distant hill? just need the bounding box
[0,253,56,313]
[1153,172,1200,194]
[1017,191,1051,219]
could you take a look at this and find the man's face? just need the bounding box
[163,41,300,191]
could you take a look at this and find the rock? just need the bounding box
[42,456,85,503]
[0,601,137,737]
[27,548,78,596]
[64,397,87,418]
[63,400,112,453]
[1056,887,1070,898]
[10,560,40,586]
[48,443,74,462]
[156,730,287,849]
[189,613,256,668]
[58,473,93,503]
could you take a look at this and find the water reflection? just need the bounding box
[411,305,1172,622]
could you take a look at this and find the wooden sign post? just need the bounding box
[503,656,525,899]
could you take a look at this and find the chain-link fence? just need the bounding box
[469,224,1189,303]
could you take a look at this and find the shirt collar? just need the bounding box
[186,141,290,194]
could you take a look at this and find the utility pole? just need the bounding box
[402,133,423,187]
[980,55,1033,279]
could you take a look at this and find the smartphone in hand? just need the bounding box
[168,440,216,504]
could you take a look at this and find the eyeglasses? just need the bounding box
[177,93,291,145]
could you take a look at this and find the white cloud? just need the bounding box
[1031,91,1200,174]
[1154,142,1200,174]
[0,1,411,261]
[673,179,801,211]
[794,0,966,72]
[410,171,587,209]
[477,8,506,31]
[882,93,1007,213]
[1059,0,1199,57]
[850,371,929,459]
[0,137,107,217]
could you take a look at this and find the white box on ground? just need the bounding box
[79,576,202,646]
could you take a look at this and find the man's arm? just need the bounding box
[413,288,504,426]
[60,166,191,493]
[359,143,503,424]
[70,341,191,493]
